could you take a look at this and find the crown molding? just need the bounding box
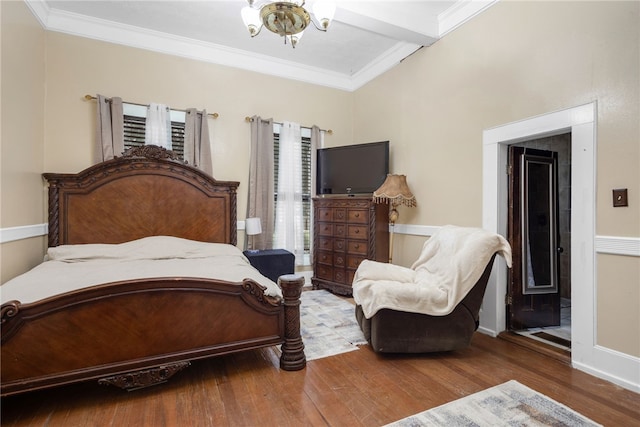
[350,42,422,90]
[439,0,498,37]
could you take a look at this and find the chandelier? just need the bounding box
[241,0,336,48]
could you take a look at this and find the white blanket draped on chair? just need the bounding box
[352,225,512,319]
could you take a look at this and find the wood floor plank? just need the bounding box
[2,333,639,426]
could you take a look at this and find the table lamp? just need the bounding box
[373,174,417,263]
[245,217,262,253]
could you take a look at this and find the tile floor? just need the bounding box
[515,298,571,351]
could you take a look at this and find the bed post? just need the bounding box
[278,274,306,371]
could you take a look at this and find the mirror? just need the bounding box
[521,154,558,295]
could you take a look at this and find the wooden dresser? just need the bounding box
[312,196,389,296]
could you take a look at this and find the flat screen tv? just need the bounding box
[316,141,389,196]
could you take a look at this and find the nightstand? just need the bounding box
[243,249,295,283]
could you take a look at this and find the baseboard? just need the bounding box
[572,345,640,393]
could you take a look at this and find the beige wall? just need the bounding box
[598,254,640,356]
[353,1,640,356]
[0,1,47,283]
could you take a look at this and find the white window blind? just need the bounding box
[122,103,186,157]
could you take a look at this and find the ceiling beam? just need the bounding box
[333,2,440,46]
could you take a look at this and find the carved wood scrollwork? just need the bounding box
[1,301,20,325]
[119,145,185,163]
[98,361,191,391]
[240,279,281,307]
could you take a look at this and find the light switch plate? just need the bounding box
[612,188,628,207]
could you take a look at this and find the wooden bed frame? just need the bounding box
[1,146,305,397]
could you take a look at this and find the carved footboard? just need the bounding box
[1,276,305,396]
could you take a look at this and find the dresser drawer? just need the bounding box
[347,254,366,270]
[315,264,334,281]
[317,251,333,266]
[347,240,367,255]
[348,209,368,224]
[317,236,333,251]
[333,208,347,222]
[333,268,348,284]
[334,224,346,237]
[317,222,333,236]
[334,239,346,252]
[347,225,368,239]
[318,208,333,222]
[333,253,346,268]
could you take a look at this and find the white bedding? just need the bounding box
[352,225,512,319]
[0,236,282,305]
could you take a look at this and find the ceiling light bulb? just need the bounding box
[241,6,262,36]
[287,29,305,48]
[312,1,335,30]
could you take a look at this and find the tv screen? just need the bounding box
[316,141,389,196]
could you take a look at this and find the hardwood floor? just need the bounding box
[2,333,639,426]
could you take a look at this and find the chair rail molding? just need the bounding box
[7,221,636,251]
[0,224,48,244]
[1,221,263,244]
[595,235,640,257]
[391,224,640,258]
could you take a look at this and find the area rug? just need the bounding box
[297,289,368,361]
[385,380,601,427]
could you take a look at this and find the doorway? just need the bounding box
[507,135,572,351]
[482,102,611,383]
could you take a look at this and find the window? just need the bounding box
[273,127,312,253]
[122,103,186,156]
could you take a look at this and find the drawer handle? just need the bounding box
[354,213,360,217]
[354,229,359,234]
[355,244,360,249]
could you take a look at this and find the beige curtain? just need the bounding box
[94,94,124,163]
[184,108,213,176]
[246,116,275,250]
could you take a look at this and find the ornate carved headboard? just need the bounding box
[44,146,239,247]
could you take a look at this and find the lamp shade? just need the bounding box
[373,174,417,207]
[245,217,262,236]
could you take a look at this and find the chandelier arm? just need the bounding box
[309,18,328,32]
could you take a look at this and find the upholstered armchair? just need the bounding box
[352,226,512,353]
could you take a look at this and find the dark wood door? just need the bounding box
[507,146,561,329]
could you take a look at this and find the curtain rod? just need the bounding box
[245,116,332,135]
[84,95,219,118]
